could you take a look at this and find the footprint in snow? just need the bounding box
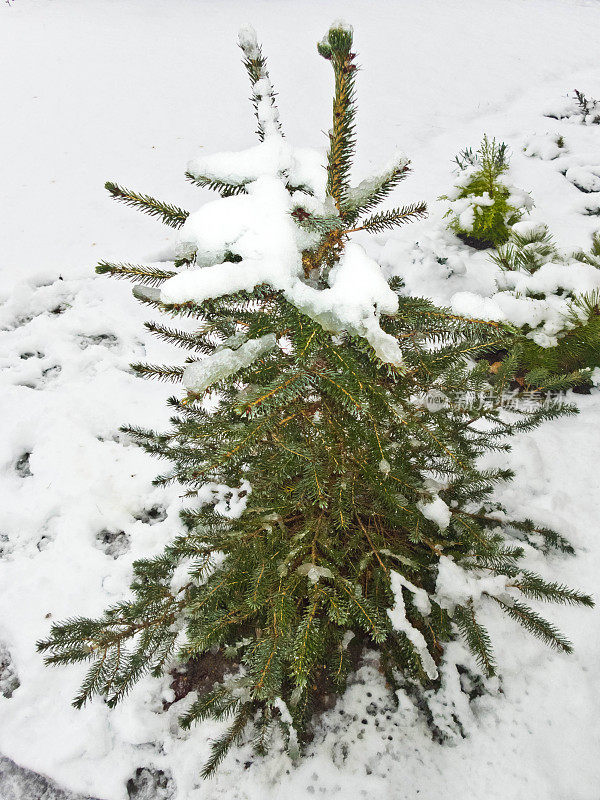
[0,642,20,699]
[95,528,130,559]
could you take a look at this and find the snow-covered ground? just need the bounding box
[1,1,600,798]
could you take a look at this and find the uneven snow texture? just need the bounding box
[1,1,600,799]
[0,756,101,800]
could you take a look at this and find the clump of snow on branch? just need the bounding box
[196,479,252,519]
[391,570,432,617]
[158,42,406,367]
[544,90,600,125]
[273,696,300,758]
[183,333,278,394]
[434,556,514,615]
[497,259,600,302]
[185,141,324,194]
[292,243,403,365]
[378,458,391,476]
[329,18,353,34]
[237,24,261,58]
[523,133,566,161]
[417,494,451,530]
[565,164,600,194]
[387,570,438,679]
[455,252,600,347]
[296,562,333,583]
[344,150,409,210]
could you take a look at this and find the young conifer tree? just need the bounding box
[442,136,532,249]
[39,23,593,776]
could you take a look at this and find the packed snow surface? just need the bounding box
[1,1,600,799]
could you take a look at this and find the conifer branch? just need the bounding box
[201,705,252,778]
[572,231,600,267]
[105,181,189,228]
[184,172,250,197]
[507,520,576,555]
[144,321,216,354]
[508,572,593,606]
[291,206,341,235]
[343,160,412,220]
[96,261,176,286]
[453,602,496,676]
[351,203,428,234]
[179,687,241,730]
[491,598,574,653]
[130,363,185,382]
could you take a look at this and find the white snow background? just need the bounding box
[1,0,600,798]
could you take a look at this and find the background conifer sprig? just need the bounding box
[38,22,593,778]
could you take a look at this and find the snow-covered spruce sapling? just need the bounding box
[442,136,532,249]
[572,89,600,124]
[546,89,600,125]
[493,224,600,384]
[573,230,600,268]
[39,24,593,776]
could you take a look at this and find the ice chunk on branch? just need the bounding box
[183,334,278,394]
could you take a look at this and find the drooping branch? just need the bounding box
[184,172,250,197]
